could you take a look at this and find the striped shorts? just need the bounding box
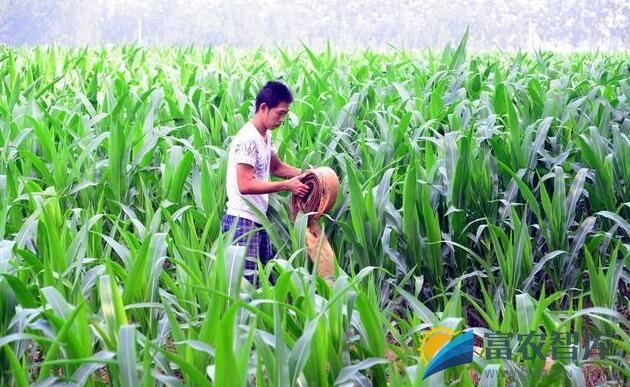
[221,214,275,286]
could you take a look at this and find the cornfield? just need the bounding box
[0,35,629,386]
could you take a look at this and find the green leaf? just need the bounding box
[0,274,37,308]
[118,325,139,387]
[2,346,28,387]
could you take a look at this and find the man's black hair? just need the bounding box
[255,81,293,112]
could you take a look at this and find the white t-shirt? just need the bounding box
[225,121,277,224]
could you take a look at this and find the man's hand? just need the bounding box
[285,175,309,197]
[237,163,309,196]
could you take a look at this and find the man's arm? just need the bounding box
[237,163,308,196]
[270,153,302,179]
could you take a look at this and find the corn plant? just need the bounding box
[0,39,628,386]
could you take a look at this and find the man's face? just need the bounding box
[262,101,289,130]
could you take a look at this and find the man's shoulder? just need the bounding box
[232,122,257,142]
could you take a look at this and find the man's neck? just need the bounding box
[251,117,268,138]
[252,117,267,138]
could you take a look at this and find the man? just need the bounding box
[222,81,309,286]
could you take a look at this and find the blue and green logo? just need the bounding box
[418,326,474,379]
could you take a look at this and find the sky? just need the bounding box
[1,0,629,50]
